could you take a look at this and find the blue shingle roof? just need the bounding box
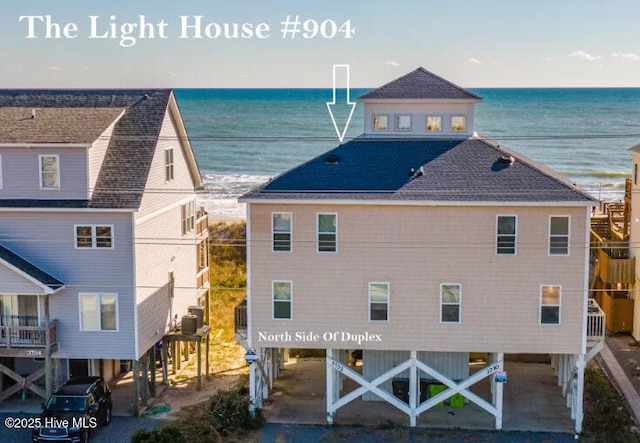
[244,137,595,203]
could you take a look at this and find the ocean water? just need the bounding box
[174,88,640,220]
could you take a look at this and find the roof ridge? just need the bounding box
[413,67,482,100]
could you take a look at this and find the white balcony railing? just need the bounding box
[586,298,605,342]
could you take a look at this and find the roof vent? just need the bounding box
[143,93,150,100]
[408,166,425,178]
[324,154,340,164]
[498,155,515,166]
[31,109,36,119]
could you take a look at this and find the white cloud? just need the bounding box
[385,61,399,67]
[48,66,60,72]
[545,56,554,61]
[612,52,640,61]
[569,50,602,61]
[467,57,481,64]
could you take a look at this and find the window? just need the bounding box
[440,284,461,323]
[451,116,466,132]
[273,281,292,319]
[75,225,113,249]
[369,282,389,321]
[426,116,442,132]
[549,216,569,255]
[181,201,195,235]
[165,148,174,182]
[395,115,412,132]
[635,163,638,185]
[39,155,60,189]
[317,213,337,252]
[496,215,517,255]
[168,272,174,300]
[540,285,561,324]
[272,212,292,252]
[0,155,3,189]
[79,293,117,330]
[373,114,388,131]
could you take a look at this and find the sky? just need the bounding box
[2,0,640,88]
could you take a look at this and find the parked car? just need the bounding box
[31,376,112,443]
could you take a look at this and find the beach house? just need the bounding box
[237,68,605,433]
[0,90,209,408]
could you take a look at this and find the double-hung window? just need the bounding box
[272,212,292,252]
[79,293,118,330]
[540,285,561,324]
[440,283,462,323]
[181,201,195,235]
[317,213,337,252]
[165,148,174,182]
[496,215,517,255]
[549,216,569,255]
[426,116,442,132]
[451,116,466,132]
[369,282,389,321]
[39,155,60,189]
[75,225,113,249]
[273,281,292,319]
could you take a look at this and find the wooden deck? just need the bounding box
[0,320,57,357]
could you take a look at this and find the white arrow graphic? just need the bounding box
[326,64,356,143]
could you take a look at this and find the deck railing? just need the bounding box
[235,298,247,336]
[586,299,605,342]
[196,208,209,238]
[197,268,210,290]
[0,320,57,349]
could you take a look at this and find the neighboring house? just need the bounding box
[0,90,209,406]
[237,68,605,433]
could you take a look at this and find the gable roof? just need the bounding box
[0,244,64,294]
[0,89,199,209]
[242,137,595,205]
[359,67,481,101]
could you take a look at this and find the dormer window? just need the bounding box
[373,114,388,131]
[427,116,442,132]
[39,155,60,189]
[451,116,467,132]
[395,115,412,132]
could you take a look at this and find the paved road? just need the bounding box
[259,423,580,442]
[0,412,161,443]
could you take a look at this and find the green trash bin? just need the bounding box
[428,383,446,407]
[449,392,465,408]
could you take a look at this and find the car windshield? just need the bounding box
[46,395,86,412]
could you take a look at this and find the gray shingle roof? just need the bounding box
[359,67,482,101]
[0,107,125,144]
[0,244,64,292]
[243,137,595,203]
[0,89,172,209]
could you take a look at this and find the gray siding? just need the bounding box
[0,211,136,359]
[362,350,469,401]
[0,147,89,200]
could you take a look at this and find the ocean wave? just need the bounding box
[563,170,631,178]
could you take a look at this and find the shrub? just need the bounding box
[208,382,263,434]
[131,426,185,443]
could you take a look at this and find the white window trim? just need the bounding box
[539,285,562,325]
[39,154,60,189]
[496,215,517,256]
[74,224,114,249]
[394,114,412,132]
[450,115,467,132]
[368,282,390,322]
[78,292,119,331]
[372,114,389,131]
[440,283,462,324]
[272,280,293,320]
[181,201,196,235]
[426,115,443,132]
[317,212,338,253]
[548,215,570,256]
[165,147,174,182]
[272,212,293,253]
